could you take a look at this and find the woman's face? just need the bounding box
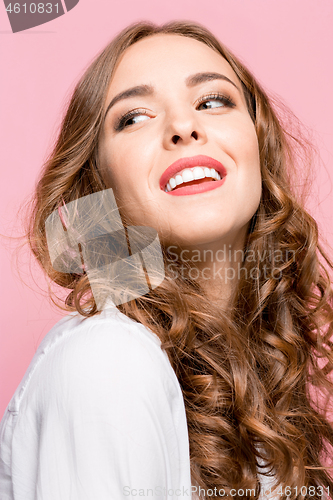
[98,34,261,250]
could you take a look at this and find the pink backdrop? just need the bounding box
[0,0,332,417]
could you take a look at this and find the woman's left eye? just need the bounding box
[196,93,236,110]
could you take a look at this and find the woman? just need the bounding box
[1,20,333,500]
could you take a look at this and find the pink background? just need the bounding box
[0,0,332,417]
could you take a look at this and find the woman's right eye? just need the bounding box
[115,110,150,131]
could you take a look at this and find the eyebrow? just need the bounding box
[103,72,240,122]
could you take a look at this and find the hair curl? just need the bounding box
[25,20,333,500]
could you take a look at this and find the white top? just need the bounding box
[0,303,278,500]
[0,304,193,499]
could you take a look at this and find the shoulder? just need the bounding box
[0,308,192,497]
[10,306,180,415]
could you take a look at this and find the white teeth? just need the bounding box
[175,174,184,186]
[211,168,221,180]
[193,167,205,180]
[164,167,222,192]
[210,168,218,180]
[182,169,195,182]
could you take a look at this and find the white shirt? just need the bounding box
[0,303,279,500]
[0,304,193,499]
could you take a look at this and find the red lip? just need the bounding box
[159,155,227,192]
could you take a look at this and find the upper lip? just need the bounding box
[159,155,227,191]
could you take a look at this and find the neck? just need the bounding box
[165,227,248,309]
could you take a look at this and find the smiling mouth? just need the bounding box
[164,166,222,193]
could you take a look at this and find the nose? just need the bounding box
[162,106,208,149]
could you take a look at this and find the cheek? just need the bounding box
[232,121,259,166]
[236,125,262,196]
[219,118,261,201]
[99,138,132,193]
[109,134,159,194]
[242,128,260,171]
[102,146,153,207]
[214,115,259,165]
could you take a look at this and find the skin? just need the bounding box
[98,34,262,305]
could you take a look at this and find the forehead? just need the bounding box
[109,33,239,92]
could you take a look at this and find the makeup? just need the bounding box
[160,155,227,196]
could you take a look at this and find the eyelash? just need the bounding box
[114,109,150,132]
[114,92,236,132]
[197,92,236,110]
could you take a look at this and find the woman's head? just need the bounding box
[98,32,261,250]
[30,19,298,293]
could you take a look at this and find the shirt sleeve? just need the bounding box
[10,318,191,500]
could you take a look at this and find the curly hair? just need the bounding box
[25,20,333,500]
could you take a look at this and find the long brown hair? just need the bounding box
[25,20,333,499]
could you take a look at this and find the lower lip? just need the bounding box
[166,176,226,196]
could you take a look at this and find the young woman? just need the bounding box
[1,20,333,500]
